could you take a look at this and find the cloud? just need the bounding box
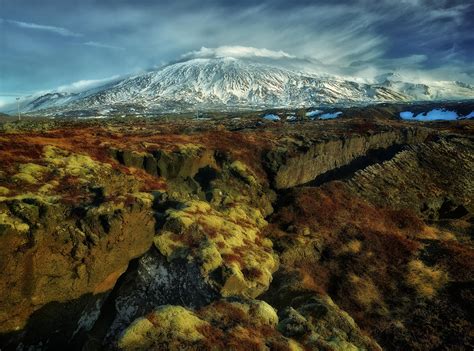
[3,19,82,37]
[1,0,473,95]
[83,41,124,50]
[148,3,387,68]
[55,75,122,93]
[0,75,123,111]
[181,46,295,60]
[0,97,17,109]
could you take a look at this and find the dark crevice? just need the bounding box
[82,257,142,351]
[302,143,407,187]
[0,293,109,351]
[83,247,219,350]
[194,166,219,191]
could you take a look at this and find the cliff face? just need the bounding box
[0,144,157,348]
[263,132,474,351]
[348,135,474,217]
[265,127,430,189]
[0,116,472,350]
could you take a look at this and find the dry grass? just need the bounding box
[348,274,382,309]
[266,179,474,350]
[265,182,435,340]
[406,260,448,298]
[338,240,362,255]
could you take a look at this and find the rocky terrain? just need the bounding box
[0,111,473,350]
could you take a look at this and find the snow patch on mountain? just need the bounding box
[306,110,324,117]
[7,55,474,116]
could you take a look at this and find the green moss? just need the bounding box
[230,300,279,327]
[0,187,9,196]
[154,231,188,259]
[152,305,207,341]
[288,339,305,351]
[43,145,106,179]
[13,173,37,184]
[160,199,278,298]
[166,210,195,230]
[0,193,58,204]
[0,213,30,233]
[131,192,154,206]
[221,264,248,297]
[326,338,360,351]
[19,163,48,177]
[177,143,204,154]
[199,240,223,274]
[38,181,58,194]
[118,305,209,350]
[13,163,48,184]
[230,160,258,186]
[117,317,155,351]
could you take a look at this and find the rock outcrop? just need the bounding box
[265,127,429,188]
[348,135,474,218]
[0,146,157,348]
[0,115,472,350]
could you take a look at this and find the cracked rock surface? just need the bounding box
[0,114,472,350]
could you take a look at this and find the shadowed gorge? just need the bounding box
[0,110,473,350]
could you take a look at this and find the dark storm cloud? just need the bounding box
[0,0,472,106]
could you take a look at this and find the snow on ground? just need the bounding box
[286,116,297,121]
[306,110,323,118]
[465,111,474,118]
[319,111,343,120]
[400,109,460,121]
[400,111,414,119]
[263,114,280,121]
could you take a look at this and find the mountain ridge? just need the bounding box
[8,57,474,116]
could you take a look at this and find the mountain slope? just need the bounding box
[15,57,474,115]
[376,72,474,101]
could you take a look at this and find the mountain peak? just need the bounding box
[9,55,474,116]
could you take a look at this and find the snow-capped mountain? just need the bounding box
[11,57,474,115]
[375,72,474,101]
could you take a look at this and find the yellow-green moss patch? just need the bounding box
[118,305,209,351]
[0,213,30,233]
[13,163,48,184]
[230,160,258,186]
[156,200,278,298]
[117,317,155,351]
[154,231,188,259]
[0,187,10,196]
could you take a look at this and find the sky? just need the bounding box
[1,0,473,107]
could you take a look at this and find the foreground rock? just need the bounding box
[0,115,472,350]
[264,127,429,188]
[0,146,157,348]
[265,135,473,350]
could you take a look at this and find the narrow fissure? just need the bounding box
[82,257,141,351]
[302,143,407,187]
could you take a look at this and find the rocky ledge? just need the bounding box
[0,115,472,350]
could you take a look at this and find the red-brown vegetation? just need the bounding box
[265,181,472,349]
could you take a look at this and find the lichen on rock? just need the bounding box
[118,299,301,351]
[118,305,209,351]
[155,199,278,298]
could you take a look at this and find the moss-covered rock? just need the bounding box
[0,146,157,346]
[118,299,300,351]
[118,306,209,351]
[155,200,278,298]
